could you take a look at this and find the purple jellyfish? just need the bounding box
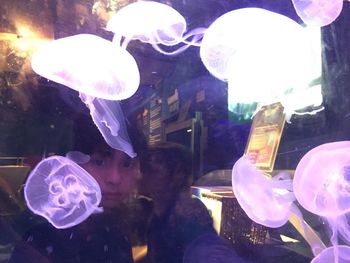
[311,245,350,263]
[294,141,350,218]
[232,155,326,256]
[232,155,296,228]
[24,156,102,229]
[80,94,136,158]
[65,151,91,164]
[106,1,204,55]
[292,0,343,27]
[294,141,350,252]
[31,34,140,100]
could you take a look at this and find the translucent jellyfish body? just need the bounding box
[200,8,311,81]
[80,94,136,158]
[294,141,350,218]
[24,156,102,229]
[232,155,295,228]
[292,0,343,27]
[106,1,204,55]
[107,1,186,46]
[31,34,140,100]
[200,8,322,122]
[311,245,350,263]
[294,141,350,261]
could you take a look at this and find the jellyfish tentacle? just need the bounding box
[288,204,326,256]
[65,151,90,164]
[80,93,136,158]
[181,27,206,46]
[335,214,350,244]
[151,30,203,56]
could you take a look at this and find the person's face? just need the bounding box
[139,154,172,199]
[81,149,140,209]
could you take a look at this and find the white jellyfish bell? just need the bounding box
[24,156,103,229]
[292,0,343,27]
[106,1,205,55]
[200,7,323,122]
[31,34,140,101]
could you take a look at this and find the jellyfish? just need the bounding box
[311,245,350,263]
[294,141,350,251]
[232,155,326,255]
[24,156,102,229]
[65,151,91,164]
[292,0,343,27]
[106,1,204,54]
[79,94,136,158]
[31,34,140,100]
[231,155,296,228]
[200,8,322,122]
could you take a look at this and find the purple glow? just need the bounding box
[294,141,350,261]
[294,141,350,218]
[200,8,306,81]
[65,151,91,164]
[311,245,350,263]
[232,155,295,228]
[80,94,136,158]
[106,1,186,47]
[292,0,343,27]
[31,34,140,100]
[24,156,102,229]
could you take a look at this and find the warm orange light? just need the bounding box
[0,32,18,41]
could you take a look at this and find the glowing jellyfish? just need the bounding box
[294,141,350,218]
[294,141,350,261]
[200,8,322,122]
[65,151,90,164]
[31,34,140,100]
[311,245,350,263]
[292,0,343,27]
[200,8,310,81]
[80,94,136,158]
[232,155,296,228]
[106,1,204,54]
[24,156,102,229]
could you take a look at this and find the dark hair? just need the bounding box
[140,142,193,190]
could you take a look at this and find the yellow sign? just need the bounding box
[245,102,285,172]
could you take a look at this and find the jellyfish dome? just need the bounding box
[24,156,102,229]
[294,141,350,218]
[232,155,295,228]
[292,0,343,27]
[200,7,312,82]
[311,245,350,263]
[107,1,186,47]
[31,34,140,100]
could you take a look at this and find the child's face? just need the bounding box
[81,148,140,209]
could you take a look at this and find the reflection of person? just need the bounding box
[10,114,146,263]
[139,142,244,263]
